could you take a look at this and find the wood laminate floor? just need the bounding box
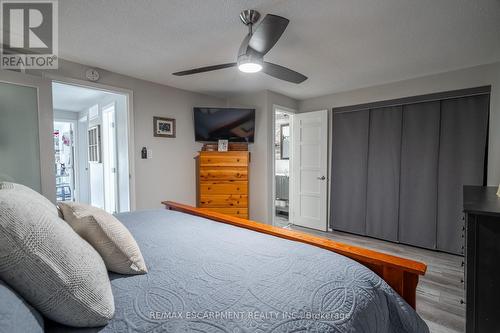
[289,225,465,333]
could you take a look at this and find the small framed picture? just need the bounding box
[153,117,176,138]
[218,139,228,152]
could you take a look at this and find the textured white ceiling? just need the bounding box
[59,0,500,100]
[52,82,118,112]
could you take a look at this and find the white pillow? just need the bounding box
[0,183,115,327]
[59,202,147,275]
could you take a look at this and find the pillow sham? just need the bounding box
[0,280,44,333]
[0,184,115,327]
[59,202,147,275]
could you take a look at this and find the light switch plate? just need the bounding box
[147,148,153,159]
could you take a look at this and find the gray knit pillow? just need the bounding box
[0,182,57,215]
[59,202,147,275]
[0,183,115,327]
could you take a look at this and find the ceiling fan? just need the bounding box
[172,10,307,84]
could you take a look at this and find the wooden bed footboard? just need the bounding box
[162,201,426,309]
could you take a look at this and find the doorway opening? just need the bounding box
[53,120,76,202]
[52,82,131,213]
[273,108,294,228]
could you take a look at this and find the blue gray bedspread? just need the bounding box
[48,209,428,332]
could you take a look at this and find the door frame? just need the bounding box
[270,104,296,227]
[47,75,136,210]
[0,69,55,201]
[291,109,330,231]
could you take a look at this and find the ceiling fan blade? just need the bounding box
[172,63,237,76]
[262,62,307,84]
[248,14,289,55]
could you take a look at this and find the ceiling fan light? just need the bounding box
[237,54,263,73]
[238,62,262,73]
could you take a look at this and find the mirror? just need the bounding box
[280,124,290,160]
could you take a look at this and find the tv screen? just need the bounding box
[194,107,255,142]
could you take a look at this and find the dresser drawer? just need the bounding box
[199,194,248,208]
[199,152,249,167]
[200,181,247,195]
[201,207,248,219]
[199,167,248,181]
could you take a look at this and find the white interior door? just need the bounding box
[291,110,329,230]
[102,104,117,213]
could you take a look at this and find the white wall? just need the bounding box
[81,94,130,212]
[29,59,226,209]
[299,62,500,186]
[53,109,78,121]
[227,90,298,223]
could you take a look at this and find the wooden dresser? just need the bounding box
[463,186,500,332]
[196,151,249,219]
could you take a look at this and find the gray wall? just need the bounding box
[1,61,299,220]
[226,90,298,223]
[11,58,497,224]
[299,62,500,186]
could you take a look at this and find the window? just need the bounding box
[88,125,101,163]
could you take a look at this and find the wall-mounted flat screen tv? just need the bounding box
[194,107,255,142]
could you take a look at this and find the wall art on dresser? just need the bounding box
[153,117,176,138]
[218,139,228,152]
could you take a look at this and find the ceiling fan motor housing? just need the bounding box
[239,9,260,26]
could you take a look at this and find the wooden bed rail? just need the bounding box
[162,201,427,309]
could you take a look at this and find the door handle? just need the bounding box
[317,176,326,180]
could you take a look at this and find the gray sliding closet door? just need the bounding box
[399,101,441,249]
[331,110,369,234]
[437,95,489,254]
[366,106,402,241]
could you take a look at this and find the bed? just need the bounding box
[47,203,428,332]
